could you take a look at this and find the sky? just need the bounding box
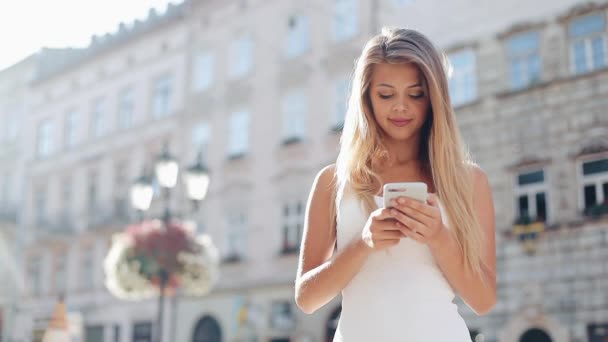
[0,0,180,71]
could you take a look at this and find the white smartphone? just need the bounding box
[383,182,428,208]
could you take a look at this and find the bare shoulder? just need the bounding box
[296,164,338,278]
[314,164,337,189]
[466,162,490,191]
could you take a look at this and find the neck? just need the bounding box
[383,134,421,166]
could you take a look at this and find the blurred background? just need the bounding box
[0,0,607,341]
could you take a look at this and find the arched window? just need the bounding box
[519,328,552,342]
[192,316,222,342]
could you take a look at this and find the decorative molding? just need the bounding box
[557,1,608,22]
[496,20,547,40]
[506,156,552,172]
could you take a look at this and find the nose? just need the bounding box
[392,96,408,112]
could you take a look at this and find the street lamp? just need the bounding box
[129,143,211,342]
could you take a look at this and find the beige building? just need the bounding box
[0,51,39,342]
[376,1,608,341]
[6,0,608,342]
[12,3,191,342]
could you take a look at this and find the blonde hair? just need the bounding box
[332,27,485,278]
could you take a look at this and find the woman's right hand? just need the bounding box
[360,208,405,251]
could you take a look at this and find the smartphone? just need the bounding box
[383,182,428,208]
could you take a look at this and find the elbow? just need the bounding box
[295,295,317,315]
[294,283,318,315]
[472,293,497,316]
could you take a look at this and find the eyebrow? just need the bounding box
[376,83,422,88]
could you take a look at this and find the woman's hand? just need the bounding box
[388,194,448,248]
[360,207,406,252]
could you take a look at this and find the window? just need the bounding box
[113,325,121,342]
[27,256,41,296]
[225,211,247,261]
[60,177,72,220]
[132,322,153,342]
[332,77,350,130]
[505,31,541,89]
[192,121,211,155]
[286,14,310,58]
[37,119,54,158]
[281,89,307,143]
[88,170,98,213]
[332,0,359,42]
[81,247,94,290]
[228,109,250,158]
[579,157,608,214]
[6,112,19,143]
[1,172,10,206]
[448,49,477,106]
[588,323,608,342]
[568,13,607,74]
[85,326,104,342]
[153,75,173,118]
[119,87,134,129]
[515,169,548,222]
[113,161,129,219]
[54,252,67,294]
[35,186,47,225]
[282,200,304,254]
[65,110,79,148]
[91,98,106,138]
[229,33,254,80]
[270,300,295,331]
[193,51,214,91]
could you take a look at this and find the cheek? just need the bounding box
[412,100,431,120]
[371,98,391,118]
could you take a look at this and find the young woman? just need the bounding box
[295,27,496,341]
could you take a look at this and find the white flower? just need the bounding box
[177,234,220,296]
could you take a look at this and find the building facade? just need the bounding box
[0,51,39,342]
[4,0,608,342]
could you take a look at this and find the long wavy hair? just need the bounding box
[332,27,485,277]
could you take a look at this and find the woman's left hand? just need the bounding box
[389,193,448,248]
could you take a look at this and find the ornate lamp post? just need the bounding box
[127,144,212,342]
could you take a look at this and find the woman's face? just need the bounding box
[369,63,431,142]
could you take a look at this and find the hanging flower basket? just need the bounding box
[104,219,219,300]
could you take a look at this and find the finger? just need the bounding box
[376,230,405,240]
[389,208,428,236]
[426,193,440,209]
[393,205,434,227]
[381,219,406,231]
[400,225,425,243]
[392,197,438,221]
[373,208,396,221]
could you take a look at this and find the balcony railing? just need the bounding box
[583,201,608,219]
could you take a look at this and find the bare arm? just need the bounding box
[294,165,370,314]
[428,166,497,315]
[294,165,401,314]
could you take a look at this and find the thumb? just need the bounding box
[427,193,440,208]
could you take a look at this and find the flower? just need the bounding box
[104,219,219,300]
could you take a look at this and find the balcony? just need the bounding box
[33,216,76,240]
[85,203,132,231]
[583,201,608,219]
[510,214,545,255]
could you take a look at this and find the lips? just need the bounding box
[389,119,412,127]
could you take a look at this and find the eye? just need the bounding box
[410,93,424,99]
[379,94,393,99]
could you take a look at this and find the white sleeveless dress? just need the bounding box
[333,185,472,342]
